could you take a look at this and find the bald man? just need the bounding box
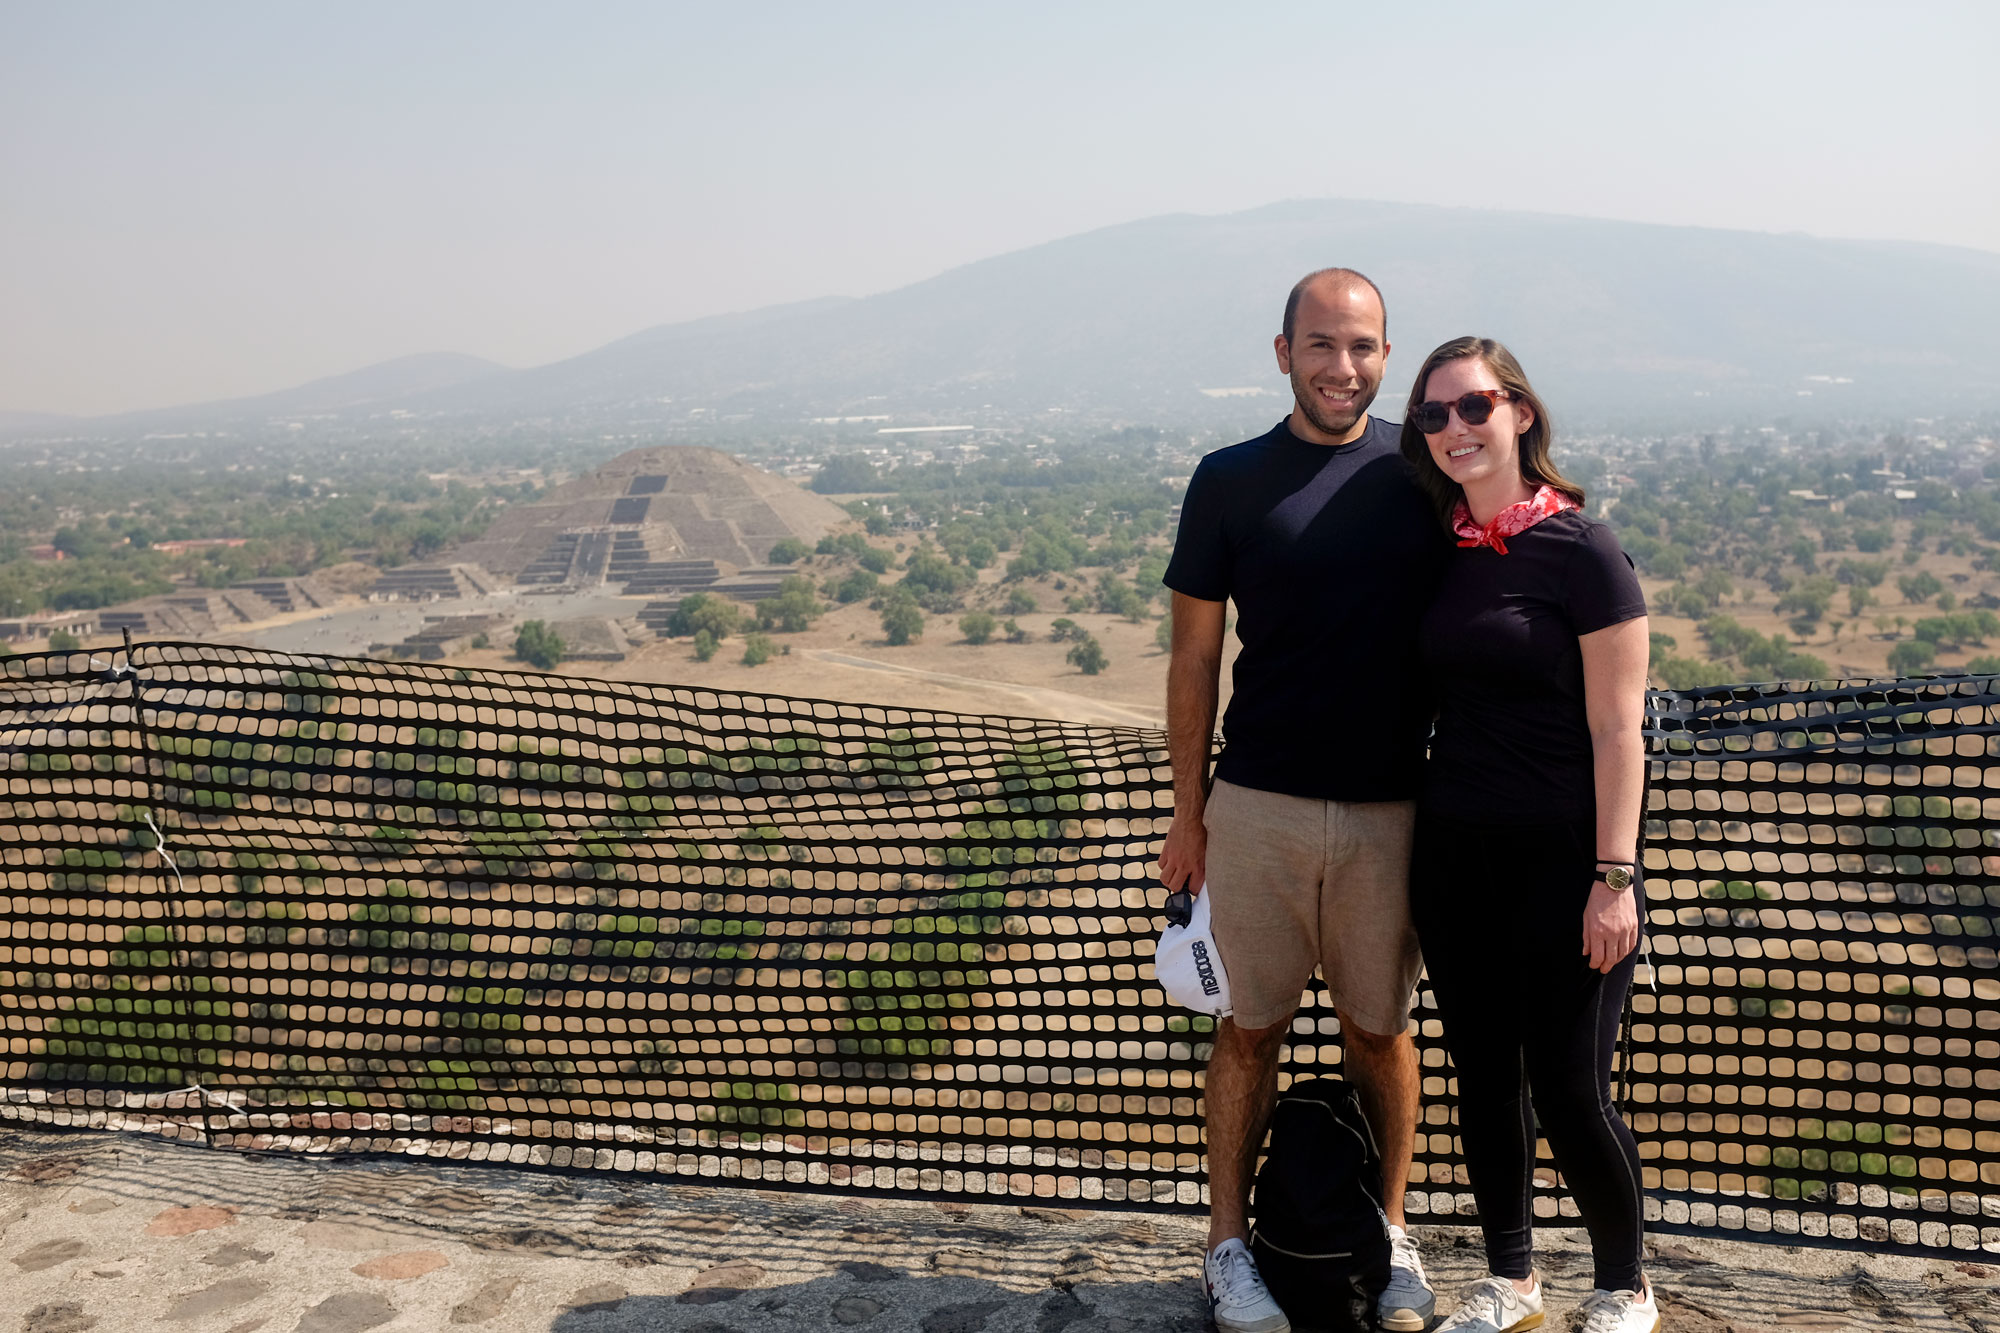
[1160,269,1448,1333]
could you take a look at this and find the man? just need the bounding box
[1159,269,1447,1333]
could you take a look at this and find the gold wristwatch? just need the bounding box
[1599,865,1634,891]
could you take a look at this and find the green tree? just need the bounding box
[740,632,775,666]
[881,592,925,646]
[755,575,825,632]
[1897,570,1944,603]
[692,629,719,661]
[812,455,881,493]
[46,629,82,651]
[1652,656,1734,689]
[768,538,811,564]
[1003,618,1028,643]
[1066,635,1108,675]
[1048,617,1084,643]
[899,549,973,610]
[1967,655,2000,674]
[512,620,564,669]
[1888,639,1938,675]
[665,592,744,639]
[958,611,997,644]
[1095,570,1150,620]
[1003,588,1038,615]
[829,570,879,604]
[1155,612,1174,653]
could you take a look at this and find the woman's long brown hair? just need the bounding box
[1396,336,1585,530]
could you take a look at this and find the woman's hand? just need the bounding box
[1582,879,1639,973]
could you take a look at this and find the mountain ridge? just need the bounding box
[17,199,2000,433]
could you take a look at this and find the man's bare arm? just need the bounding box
[1159,591,1226,893]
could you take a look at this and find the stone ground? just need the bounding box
[0,1127,1994,1333]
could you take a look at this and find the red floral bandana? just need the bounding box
[1451,484,1579,555]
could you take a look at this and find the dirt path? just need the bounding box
[805,649,1165,728]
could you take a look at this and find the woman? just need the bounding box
[1398,338,1656,1333]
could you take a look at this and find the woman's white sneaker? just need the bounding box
[1203,1238,1290,1333]
[1379,1225,1438,1331]
[1436,1274,1544,1332]
[1575,1284,1660,1333]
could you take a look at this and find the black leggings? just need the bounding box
[1410,811,1645,1293]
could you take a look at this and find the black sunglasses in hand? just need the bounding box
[1409,389,1511,434]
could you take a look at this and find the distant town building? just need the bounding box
[151,537,249,555]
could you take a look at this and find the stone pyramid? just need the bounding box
[442,445,849,588]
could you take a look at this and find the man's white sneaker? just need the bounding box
[1203,1238,1291,1333]
[1436,1274,1544,1332]
[1575,1284,1660,1333]
[1379,1225,1438,1332]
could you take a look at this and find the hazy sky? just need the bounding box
[4,2,1996,416]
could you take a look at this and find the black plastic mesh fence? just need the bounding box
[1,642,1995,1257]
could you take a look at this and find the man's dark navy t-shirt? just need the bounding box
[1163,416,1450,802]
[1419,510,1647,823]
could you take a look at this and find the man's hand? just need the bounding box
[1158,811,1207,895]
[1581,880,1640,973]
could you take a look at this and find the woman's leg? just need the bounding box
[1410,816,1538,1283]
[1521,873,1647,1293]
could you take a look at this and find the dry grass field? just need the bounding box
[443,565,1229,728]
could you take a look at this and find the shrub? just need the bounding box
[1968,655,2000,674]
[1003,618,1028,643]
[47,629,82,651]
[513,620,564,669]
[1048,617,1084,643]
[768,538,811,564]
[740,633,775,666]
[959,611,997,644]
[1003,588,1037,616]
[692,629,718,661]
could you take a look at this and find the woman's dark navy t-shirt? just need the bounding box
[1164,417,1450,802]
[1419,509,1646,822]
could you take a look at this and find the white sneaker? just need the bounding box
[1203,1237,1290,1333]
[1379,1225,1438,1332]
[1437,1273,1544,1332]
[1575,1284,1660,1333]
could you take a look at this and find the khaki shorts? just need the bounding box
[1202,779,1421,1035]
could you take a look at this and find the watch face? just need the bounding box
[1604,867,1633,891]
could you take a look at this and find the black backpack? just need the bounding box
[1248,1076,1391,1333]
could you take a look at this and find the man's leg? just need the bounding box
[1335,1009,1419,1229]
[1203,1011,1294,1250]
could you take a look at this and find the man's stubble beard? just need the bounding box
[1290,369,1379,442]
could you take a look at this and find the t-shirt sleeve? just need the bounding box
[1162,457,1231,602]
[1565,521,1648,634]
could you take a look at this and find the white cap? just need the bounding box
[1152,887,1232,1017]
